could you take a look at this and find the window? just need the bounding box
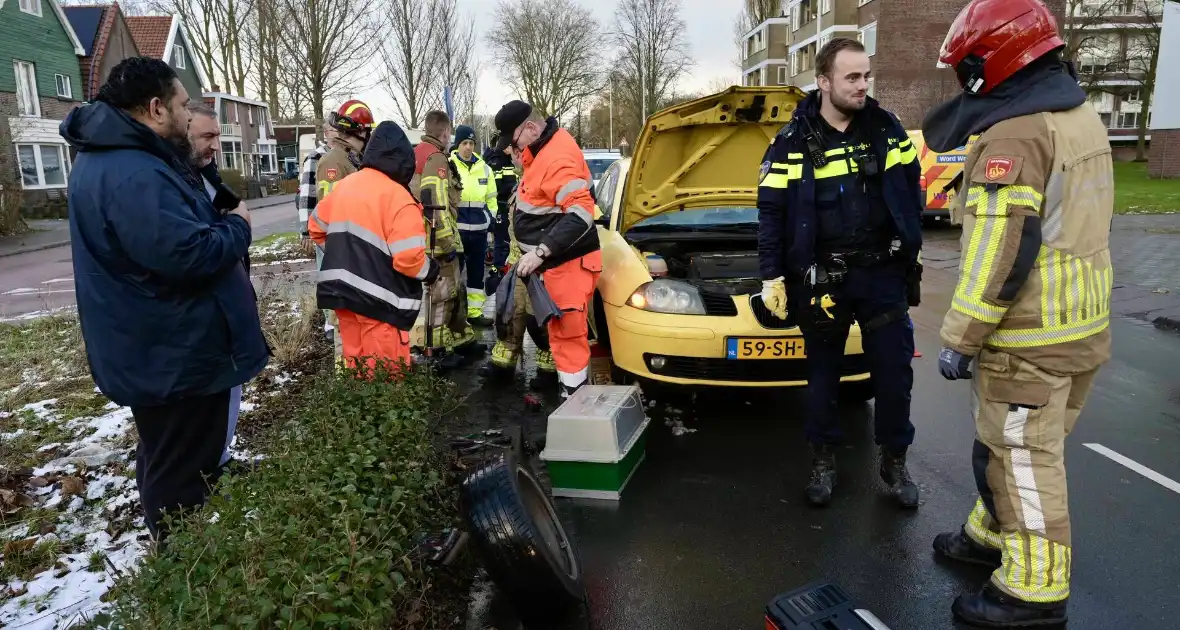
[859,23,878,57]
[16,144,70,188]
[791,6,799,29]
[778,66,788,85]
[1117,111,1139,129]
[790,51,799,76]
[54,74,72,99]
[18,0,41,17]
[595,163,620,222]
[13,61,40,117]
[819,33,832,49]
[858,0,873,6]
[221,140,242,170]
[173,45,185,69]
[821,0,831,13]
[1127,89,1141,102]
[867,77,875,98]
[248,106,254,124]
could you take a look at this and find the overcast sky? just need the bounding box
[353,0,743,125]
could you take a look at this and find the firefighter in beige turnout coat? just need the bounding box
[923,0,1113,626]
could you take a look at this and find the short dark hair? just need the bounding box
[816,38,866,78]
[424,110,451,135]
[97,57,179,113]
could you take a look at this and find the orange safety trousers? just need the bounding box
[335,309,411,377]
[541,250,602,389]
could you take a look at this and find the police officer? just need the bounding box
[925,1,1113,625]
[757,38,924,508]
[484,131,519,295]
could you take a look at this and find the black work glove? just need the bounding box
[213,183,242,213]
[938,347,973,380]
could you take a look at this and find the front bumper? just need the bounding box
[605,298,869,388]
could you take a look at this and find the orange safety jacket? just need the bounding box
[309,122,439,330]
[516,117,601,271]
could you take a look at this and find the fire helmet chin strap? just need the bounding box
[956,53,987,95]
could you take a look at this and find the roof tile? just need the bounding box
[126,15,172,60]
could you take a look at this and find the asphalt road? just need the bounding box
[455,238,1180,630]
[0,199,301,321]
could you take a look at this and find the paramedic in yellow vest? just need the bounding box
[410,110,481,362]
[312,99,374,365]
[924,1,1113,626]
[450,125,498,324]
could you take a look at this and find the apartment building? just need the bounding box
[203,91,278,178]
[1068,0,1163,157]
[740,1,1072,129]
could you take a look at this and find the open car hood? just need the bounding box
[620,86,806,233]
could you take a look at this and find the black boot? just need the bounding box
[879,447,919,508]
[805,444,837,506]
[933,527,1002,568]
[952,583,1067,628]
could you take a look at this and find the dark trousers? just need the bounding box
[798,264,915,451]
[459,229,488,292]
[492,215,511,270]
[131,390,231,540]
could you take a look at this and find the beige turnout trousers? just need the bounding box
[963,348,1098,603]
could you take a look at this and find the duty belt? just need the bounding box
[821,250,894,268]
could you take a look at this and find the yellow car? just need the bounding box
[588,87,872,397]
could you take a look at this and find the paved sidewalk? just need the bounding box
[0,193,296,258]
[923,213,1180,333]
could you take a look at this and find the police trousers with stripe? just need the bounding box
[963,348,1099,604]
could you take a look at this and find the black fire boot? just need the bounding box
[952,583,1067,628]
[805,444,837,506]
[933,527,1002,568]
[879,447,919,508]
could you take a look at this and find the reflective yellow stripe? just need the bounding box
[964,498,1002,549]
[988,313,1109,347]
[991,533,1070,603]
[993,246,1111,347]
[951,187,1009,323]
[815,159,856,178]
[885,145,917,170]
[761,162,803,189]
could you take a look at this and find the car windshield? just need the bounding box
[586,158,619,180]
[629,206,759,231]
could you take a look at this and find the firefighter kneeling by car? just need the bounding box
[481,137,555,377]
[757,37,924,509]
[309,121,439,375]
[492,100,601,398]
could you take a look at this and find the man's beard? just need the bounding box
[831,92,867,117]
[189,149,214,170]
[170,133,194,163]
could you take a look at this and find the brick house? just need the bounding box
[1,0,85,212]
[1148,0,1178,178]
[126,13,207,101]
[62,2,140,102]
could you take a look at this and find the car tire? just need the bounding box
[461,452,585,623]
[839,379,875,403]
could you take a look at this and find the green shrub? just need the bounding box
[108,364,462,629]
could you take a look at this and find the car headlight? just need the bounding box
[627,279,706,315]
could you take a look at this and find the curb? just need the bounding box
[0,239,71,259]
[1153,316,1180,333]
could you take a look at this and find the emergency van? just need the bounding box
[906,130,977,223]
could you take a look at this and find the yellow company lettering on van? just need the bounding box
[906,130,977,221]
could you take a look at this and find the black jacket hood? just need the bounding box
[61,100,181,162]
[361,121,415,188]
[484,148,512,170]
[921,55,1086,153]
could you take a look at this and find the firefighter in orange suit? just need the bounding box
[312,99,374,366]
[309,121,439,373]
[492,101,602,398]
[923,0,1114,626]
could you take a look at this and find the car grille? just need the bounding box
[749,295,796,329]
[699,291,739,316]
[644,353,869,383]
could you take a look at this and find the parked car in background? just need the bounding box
[906,130,978,223]
[588,87,871,397]
[583,149,623,189]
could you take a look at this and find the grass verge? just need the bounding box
[108,364,468,629]
[1115,161,1180,215]
[250,231,310,264]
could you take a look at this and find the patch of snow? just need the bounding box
[0,306,78,324]
[239,401,257,413]
[2,428,27,440]
[37,442,62,453]
[272,372,294,386]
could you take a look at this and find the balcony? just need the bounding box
[221,123,242,137]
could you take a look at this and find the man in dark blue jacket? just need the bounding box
[757,38,924,509]
[60,57,268,540]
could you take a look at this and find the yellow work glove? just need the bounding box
[761,277,788,320]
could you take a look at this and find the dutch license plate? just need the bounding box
[726,337,806,360]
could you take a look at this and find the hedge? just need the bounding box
[105,365,462,629]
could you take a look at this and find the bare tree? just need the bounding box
[1126,0,1163,159]
[279,0,378,130]
[489,0,603,119]
[435,0,480,127]
[732,0,782,71]
[251,0,283,115]
[1063,0,1123,88]
[380,0,442,129]
[613,0,693,128]
[148,0,255,94]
